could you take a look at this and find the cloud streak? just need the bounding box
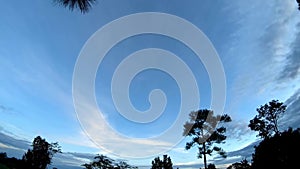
[278,23,300,82]
[279,88,300,130]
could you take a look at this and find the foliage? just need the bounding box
[0,152,24,169]
[0,164,9,169]
[207,163,216,169]
[251,127,300,169]
[82,154,137,169]
[248,100,286,139]
[183,109,231,169]
[226,159,251,169]
[22,136,61,169]
[53,0,96,13]
[53,0,300,14]
[151,154,173,169]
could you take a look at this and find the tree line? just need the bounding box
[1,99,300,169]
[183,99,300,169]
[0,136,61,169]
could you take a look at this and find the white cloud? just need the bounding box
[73,97,176,159]
[225,0,300,122]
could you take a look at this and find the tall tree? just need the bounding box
[53,0,96,13]
[183,109,231,169]
[151,155,173,169]
[248,99,286,139]
[22,136,61,169]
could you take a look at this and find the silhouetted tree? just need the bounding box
[82,163,93,169]
[0,152,7,162]
[151,156,162,169]
[115,161,128,169]
[53,0,96,13]
[207,163,216,169]
[297,0,300,10]
[92,154,114,169]
[151,155,173,169]
[227,159,251,169]
[251,127,300,169]
[248,100,286,139]
[0,152,26,169]
[183,109,231,169]
[22,136,61,169]
[82,154,137,169]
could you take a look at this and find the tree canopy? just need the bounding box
[22,136,61,169]
[183,109,231,169]
[151,154,173,169]
[0,136,61,169]
[82,154,137,169]
[251,128,300,169]
[248,99,286,139]
[54,0,96,13]
[226,159,251,169]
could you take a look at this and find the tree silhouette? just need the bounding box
[251,128,300,169]
[151,156,162,169]
[183,109,231,169]
[114,161,137,169]
[207,163,216,169]
[151,154,173,169]
[53,0,96,13]
[0,152,25,169]
[248,100,286,139]
[22,136,61,169]
[90,154,114,169]
[297,0,300,10]
[82,154,137,169]
[226,159,251,169]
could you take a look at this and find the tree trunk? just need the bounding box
[202,142,207,169]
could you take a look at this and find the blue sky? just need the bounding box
[1,0,300,168]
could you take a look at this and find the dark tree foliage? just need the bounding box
[0,152,6,160]
[207,163,216,169]
[227,159,251,169]
[151,154,173,169]
[297,0,300,10]
[251,128,300,169]
[151,156,161,169]
[183,109,231,169]
[82,154,137,169]
[93,154,114,169]
[22,136,61,169]
[0,152,25,169]
[54,0,96,13]
[114,161,137,169]
[248,100,286,139]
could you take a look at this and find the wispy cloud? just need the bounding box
[225,120,252,141]
[0,105,12,113]
[0,132,30,151]
[279,88,300,130]
[277,23,300,82]
[224,0,300,124]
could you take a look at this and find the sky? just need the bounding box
[0,0,300,168]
